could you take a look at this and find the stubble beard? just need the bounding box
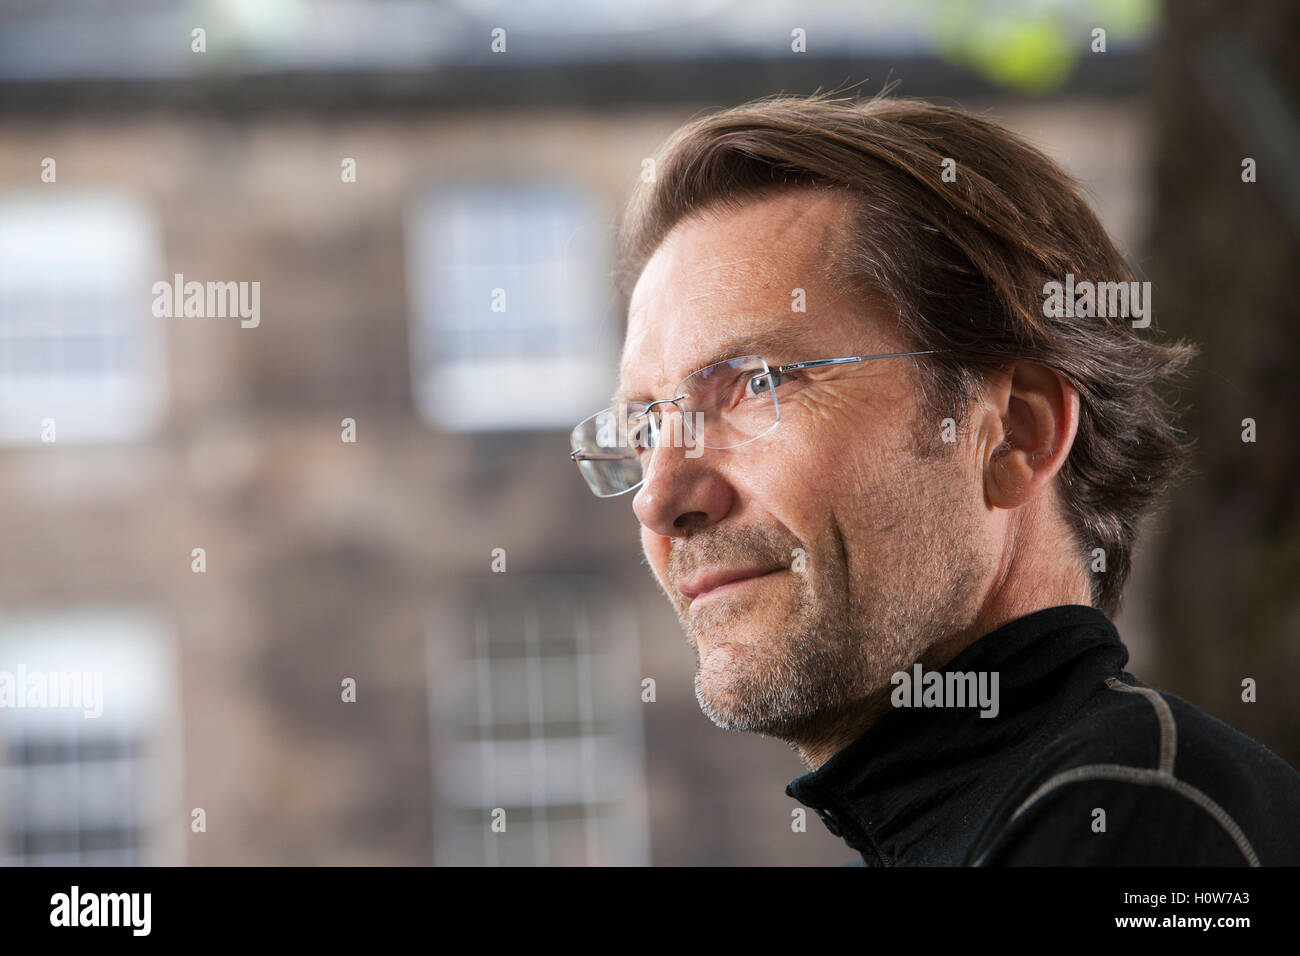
[688,554,864,739]
[685,444,987,744]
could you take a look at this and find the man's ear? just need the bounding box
[979,361,1080,510]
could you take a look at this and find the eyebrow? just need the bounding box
[612,325,813,406]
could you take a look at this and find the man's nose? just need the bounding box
[631,405,733,537]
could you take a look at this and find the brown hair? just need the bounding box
[617,91,1197,617]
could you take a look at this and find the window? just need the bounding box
[426,577,650,865]
[0,193,167,444]
[405,182,616,431]
[0,609,183,865]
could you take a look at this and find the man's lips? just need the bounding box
[678,566,786,604]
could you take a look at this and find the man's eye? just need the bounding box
[744,369,790,397]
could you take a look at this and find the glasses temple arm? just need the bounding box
[774,349,943,373]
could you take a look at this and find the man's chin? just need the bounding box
[696,632,742,669]
[696,698,807,739]
[694,660,812,739]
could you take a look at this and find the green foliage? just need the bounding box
[931,0,1158,95]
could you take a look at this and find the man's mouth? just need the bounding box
[680,566,786,606]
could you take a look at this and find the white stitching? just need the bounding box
[971,763,1260,866]
[970,679,1261,866]
[1106,677,1177,774]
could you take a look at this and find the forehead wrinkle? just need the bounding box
[631,257,769,318]
[616,195,849,407]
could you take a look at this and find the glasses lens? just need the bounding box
[569,356,781,497]
[682,355,780,450]
[570,403,653,497]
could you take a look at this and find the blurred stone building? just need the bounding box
[0,0,1157,865]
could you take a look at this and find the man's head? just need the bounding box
[610,93,1196,754]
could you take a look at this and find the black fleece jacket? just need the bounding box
[786,605,1300,866]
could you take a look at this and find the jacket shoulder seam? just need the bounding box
[970,762,1260,866]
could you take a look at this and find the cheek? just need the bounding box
[773,401,898,498]
[728,434,845,545]
[759,400,922,553]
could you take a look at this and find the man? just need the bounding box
[568,93,1300,865]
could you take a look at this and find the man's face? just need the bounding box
[621,189,995,741]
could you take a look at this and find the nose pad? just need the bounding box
[655,404,711,459]
[638,400,690,481]
[642,395,688,450]
[655,402,679,447]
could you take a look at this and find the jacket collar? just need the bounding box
[785,604,1128,865]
